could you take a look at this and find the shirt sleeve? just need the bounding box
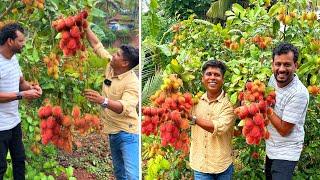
[282,92,309,124]
[118,80,139,116]
[211,101,235,136]
[93,42,113,61]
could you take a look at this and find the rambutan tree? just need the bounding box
[0,0,124,179]
[142,0,320,179]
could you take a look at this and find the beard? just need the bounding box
[13,48,22,54]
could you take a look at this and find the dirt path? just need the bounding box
[57,133,115,180]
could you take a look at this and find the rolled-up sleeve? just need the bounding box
[93,42,113,61]
[118,81,139,116]
[211,101,235,136]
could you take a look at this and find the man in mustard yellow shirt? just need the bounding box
[189,60,235,180]
[83,27,139,180]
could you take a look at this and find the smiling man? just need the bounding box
[83,27,139,180]
[189,60,235,180]
[265,43,309,180]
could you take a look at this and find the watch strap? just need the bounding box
[100,98,109,108]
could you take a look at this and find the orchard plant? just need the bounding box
[1,0,112,179]
[143,0,320,179]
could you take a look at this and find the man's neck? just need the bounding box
[207,89,222,101]
[113,67,129,76]
[277,75,294,88]
[0,46,14,59]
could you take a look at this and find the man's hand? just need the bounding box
[22,89,41,100]
[31,84,42,95]
[84,89,104,104]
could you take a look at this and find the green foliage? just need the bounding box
[145,155,170,180]
[101,29,117,46]
[0,0,118,179]
[143,0,320,178]
[160,0,212,20]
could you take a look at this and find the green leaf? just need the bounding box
[150,0,159,10]
[170,59,184,74]
[91,7,106,18]
[157,44,172,56]
[231,74,242,83]
[238,119,245,126]
[272,20,280,36]
[92,25,106,39]
[32,48,39,63]
[230,92,238,104]
[26,117,33,124]
[28,126,34,132]
[310,74,317,85]
[41,83,54,90]
[232,3,245,16]
[66,166,74,177]
[268,3,281,17]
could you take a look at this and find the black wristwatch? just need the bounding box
[16,92,23,100]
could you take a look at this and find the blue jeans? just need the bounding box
[109,131,139,180]
[194,164,234,180]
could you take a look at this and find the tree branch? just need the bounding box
[0,0,18,21]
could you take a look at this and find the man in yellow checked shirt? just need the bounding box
[189,60,235,180]
[83,26,139,180]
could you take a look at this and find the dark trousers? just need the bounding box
[265,156,297,180]
[0,123,25,180]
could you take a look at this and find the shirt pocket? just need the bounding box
[108,90,123,100]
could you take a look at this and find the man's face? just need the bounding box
[110,49,128,69]
[202,66,224,94]
[8,30,25,54]
[272,51,297,86]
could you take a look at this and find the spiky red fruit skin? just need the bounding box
[65,17,75,28]
[62,116,72,127]
[56,19,66,32]
[53,125,61,135]
[61,31,70,40]
[81,10,88,19]
[253,113,264,126]
[72,106,81,119]
[42,137,49,145]
[70,26,81,38]
[52,106,63,119]
[40,120,47,129]
[45,129,53,140]
[38,105,52,119]
[67,38,77,49]
[46,116,56,129]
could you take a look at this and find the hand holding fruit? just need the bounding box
[22,89,42,100]
[31,84,42,95]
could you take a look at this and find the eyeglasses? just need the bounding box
[104,79,112,86]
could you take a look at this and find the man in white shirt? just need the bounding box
[0,23,42,180]
[266,42,309,180]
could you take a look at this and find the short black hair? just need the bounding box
[202,59,227,76]
[0,23,24,45]
[272,42,299,63]
[120,44,139,69]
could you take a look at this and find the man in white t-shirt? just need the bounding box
[266,42,309,180]
[0,23,42,180]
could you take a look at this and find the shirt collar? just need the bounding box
[109,66,133,80]
[201,90,225,103]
